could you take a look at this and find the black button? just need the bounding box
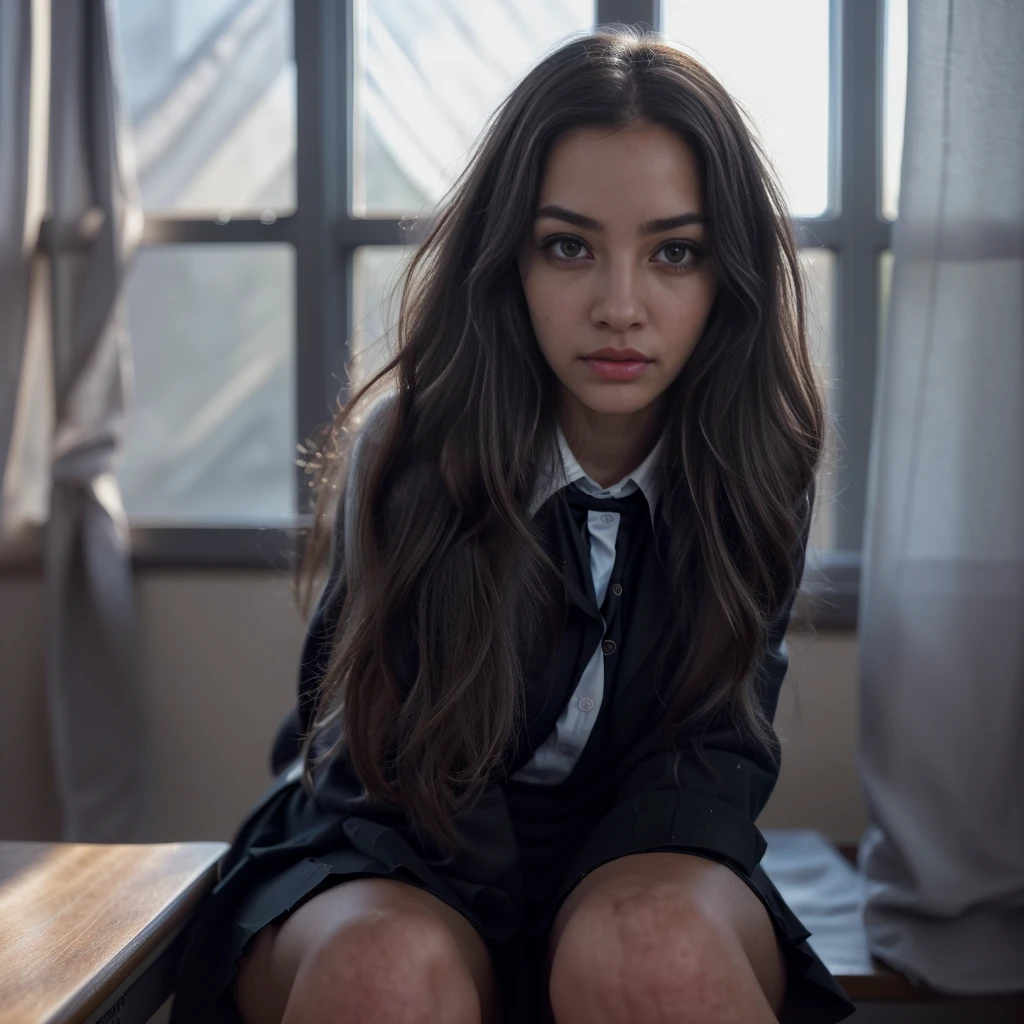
[602,639,616,655]
[611,583,623,596]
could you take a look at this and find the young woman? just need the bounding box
[170,28,855,1024]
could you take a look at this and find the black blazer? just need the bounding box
[271,396,812,880]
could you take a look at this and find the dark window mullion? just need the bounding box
[335,218,415,249]
[295,0,351,516]
[43,216,306,250]
[794,218,841,251]
[140,216,297,245]
[833,0,884,553]
[598,0,657,28]
[790,217,891,266]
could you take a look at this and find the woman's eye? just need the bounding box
[655,241,698,267]
[551,238,586,259]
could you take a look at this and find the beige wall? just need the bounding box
[0,573,865,845]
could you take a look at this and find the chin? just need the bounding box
[569,385,662,418]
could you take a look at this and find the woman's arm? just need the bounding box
[608,483,814,876]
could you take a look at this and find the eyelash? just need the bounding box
[541,234,705,272]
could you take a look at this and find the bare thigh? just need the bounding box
[232,876,500,1024]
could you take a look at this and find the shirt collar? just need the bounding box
[528,422,666,525]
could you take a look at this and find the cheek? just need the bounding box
[659,278,716,347]
[522,263,578,334]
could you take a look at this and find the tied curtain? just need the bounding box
[0,0,152,842]
[857,0,1024,993]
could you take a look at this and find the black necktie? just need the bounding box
[563,483,650,613]
[565,482,651,520]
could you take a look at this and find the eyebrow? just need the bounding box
[534,204,707,234]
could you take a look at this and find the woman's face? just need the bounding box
[519,120,718,429]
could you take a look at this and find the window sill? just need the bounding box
[127,523,312,568]
[793,550,860,631]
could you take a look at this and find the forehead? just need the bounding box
[536,122,704,220]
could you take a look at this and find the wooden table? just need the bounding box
[0,841,227,1024]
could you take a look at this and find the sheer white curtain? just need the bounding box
[857,0,1024,993]
[0,1,48,548]
[0,0,153,842]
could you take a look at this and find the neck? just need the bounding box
[559,391,667,489]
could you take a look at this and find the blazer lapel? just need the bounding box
[502,493,678,777]
[503,492,604,776]
[614,516,676,696]
[526,608,603,754]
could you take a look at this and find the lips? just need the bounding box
[582,355,652,381]
[583,347,651,362]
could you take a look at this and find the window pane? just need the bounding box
[352,246,415,384]
[119,245,295,522]
[882,0,908,220]
[353,0,594,217]
[115,0,296,214]
[799,248,837,550]
[661,1,830,217]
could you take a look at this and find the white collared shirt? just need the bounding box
[511,424,666,785]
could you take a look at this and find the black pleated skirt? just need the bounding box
[169,757,856,1024]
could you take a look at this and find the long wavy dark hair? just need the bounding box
[293,28,826,855]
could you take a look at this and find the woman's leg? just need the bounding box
[233,876,501,1024]
[544,852,786,1024]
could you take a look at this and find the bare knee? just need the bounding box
[234,894,487,1024]
[286,908,482,1024]
[549,881,774,1024]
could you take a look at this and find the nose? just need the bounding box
[590,259,647,332]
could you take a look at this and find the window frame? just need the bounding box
[34,0,891,629]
